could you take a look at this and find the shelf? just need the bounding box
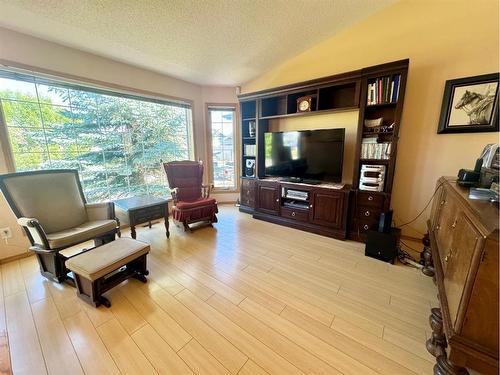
[365,102,397,108]
[359,158,390,164]
[362,132,394,136]
[242,117,256,121]
[242,137,256,140]
[259,106,358,120]
[243,155,256,158]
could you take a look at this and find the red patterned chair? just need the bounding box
[163,161,218,231]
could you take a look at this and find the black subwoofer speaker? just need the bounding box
[365,227,401,264]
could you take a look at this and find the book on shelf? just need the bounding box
[244,144,256,157]
[361,138,392,159]
[367,74,401,105]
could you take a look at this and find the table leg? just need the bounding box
[131,225,137,239]
[148,221,152,229]
[165,217,170,238]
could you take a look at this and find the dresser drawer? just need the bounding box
[281,207,309,222]
[357,206,382,220]
[357,192,385,208]
[357,218,379,233]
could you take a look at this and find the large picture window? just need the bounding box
[0,70,193,202]
[208,106,236,189]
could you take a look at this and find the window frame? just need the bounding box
[205,103,239,193]
[0,64,196,201]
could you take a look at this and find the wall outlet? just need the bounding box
[0,227,12,239]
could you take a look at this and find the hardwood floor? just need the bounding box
[0,205,438,374]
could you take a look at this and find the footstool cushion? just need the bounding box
[65,237,150,307]
[66,238,149,281]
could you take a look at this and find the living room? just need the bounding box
[0,1,498,374]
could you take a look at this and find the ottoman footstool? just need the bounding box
[65,238,150,307]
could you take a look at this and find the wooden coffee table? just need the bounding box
[114,195,170,239]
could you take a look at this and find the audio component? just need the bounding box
[359,164,386,192]
[245,159,256,177]
[365,227,401,263]
[282,187,309,201]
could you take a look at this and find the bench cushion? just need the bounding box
[65,238,149,281]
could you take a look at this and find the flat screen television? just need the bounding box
[264,128,345,183]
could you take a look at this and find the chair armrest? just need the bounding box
[85,202,115,221]
[202,184,214,198]
[17,217,50,249]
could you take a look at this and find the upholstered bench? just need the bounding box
[65,238,150,307]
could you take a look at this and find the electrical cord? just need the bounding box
[395,179,450,229]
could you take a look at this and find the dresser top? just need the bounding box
[442,177,499,235]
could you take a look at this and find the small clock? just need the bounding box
[297,96,312,112]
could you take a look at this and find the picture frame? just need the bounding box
[437,73,499,134]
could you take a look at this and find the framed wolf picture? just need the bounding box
[437,73,499,134]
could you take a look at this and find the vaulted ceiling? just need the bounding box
[0,0,395,86]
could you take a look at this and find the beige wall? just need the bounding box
[0,27,237,259]
[243,0,500,237]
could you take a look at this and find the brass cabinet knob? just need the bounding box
[368,196,374,201]
[364,211,370,217]
[445,249,453,262]
[440,200,446,205]
[363,224,369,230]
[309,204,313,208]
[451,220,457,228]
[291,212,296,217]
[435,225,440,230]
[275,198,279,202]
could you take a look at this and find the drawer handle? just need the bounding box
[440,200,446,206]
[292,212,296,217]
[364,211,370,217]
[368,196,374,201]
[309,204,313,208]
[435,225,440,230]
[276,198,279,202]
[445,249,453,262]
[363,224,369,230]
[451,219,457,229]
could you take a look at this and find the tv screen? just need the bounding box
[264,128,345,183]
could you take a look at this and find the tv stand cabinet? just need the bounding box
[253,179,350,239]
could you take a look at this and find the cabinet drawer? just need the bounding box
[281,207,309,222]
[357,218,379,233]
[132,206,165,223]
[357,206,382,220]
[358,192,385,208]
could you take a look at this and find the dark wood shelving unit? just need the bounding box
[238,59,409,242]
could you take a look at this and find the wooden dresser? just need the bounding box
[425,177,499,374]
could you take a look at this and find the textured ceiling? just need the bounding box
[0,0,395,86]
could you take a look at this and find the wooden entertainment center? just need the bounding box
[238,60,408,242]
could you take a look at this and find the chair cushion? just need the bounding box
[2,171,88,233]
[46,219,117,249]
[175,198,217,210]
[65,238,149,281]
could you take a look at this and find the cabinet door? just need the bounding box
[444,212,483,329]
[240,178,256,208]
[310,191,344,228]
[256,183,280,215]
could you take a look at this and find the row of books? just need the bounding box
[244,144,256,157]
[367,75,401,105]
[361,138,392,160]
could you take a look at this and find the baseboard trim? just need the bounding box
[0,251,33,264]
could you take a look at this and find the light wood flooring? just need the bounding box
[0,205,438,375]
